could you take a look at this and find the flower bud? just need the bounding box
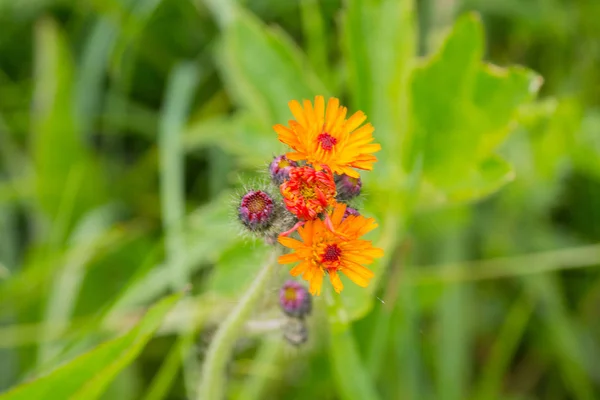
[283,318,309,347]
[279,280,312,318]
[238,190,276,232]
[269,155,298,185]
[335,174,362,200]
[343,206,360,220]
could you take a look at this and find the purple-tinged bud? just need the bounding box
[269,155,298,184]
[238,190,275,231]
[335,174,362,200]
[343,206,360,220]
[279,280,312,318]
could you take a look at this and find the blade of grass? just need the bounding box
[141,329,196,400]
[523,274,595,400]
[299,0,332,88]
[159,61,200,398]
[394,271,423,399]
[159,61,199,290]
[406,243,600,285]
[326,289,380,400]
[37,166,86,367]
[237,338,283,400]
[437,217,471,400]
[474,292,534,400]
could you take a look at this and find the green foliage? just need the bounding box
[0,0,599,399]
[0,293,181,400]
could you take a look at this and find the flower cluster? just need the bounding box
[238,96,384,295]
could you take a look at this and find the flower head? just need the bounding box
[278,203,383,295]
[269,154,299,185]
[280,166,336,221]
[274,96,381,178]
[279,280,312,318]
[238,190,275,231]
[335,173,362,200]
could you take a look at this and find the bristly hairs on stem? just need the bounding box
[197,249,280,400]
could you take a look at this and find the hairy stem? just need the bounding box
[198,250,279,400]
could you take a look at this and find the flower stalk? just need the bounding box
[198,250,279,400]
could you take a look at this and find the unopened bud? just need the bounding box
[238,190,276,232]
[269,155,298,185]
[335,174,362,200]
[279,280,312,318]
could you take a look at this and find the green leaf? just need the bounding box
[32,18,107,222]
[0,293,181,400]
[341,0,416,183]
[417,156,515,208]
[403,13,541,202]
[219,7,328,125]
[207,239,270,297]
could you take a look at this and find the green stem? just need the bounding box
[198,250,278,400]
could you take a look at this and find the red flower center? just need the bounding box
[317,132,337,151]
[322,244,342,263]
[244,192,270,213]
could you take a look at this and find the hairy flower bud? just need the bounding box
[269,155,298,185]
[335,174,362,200]
[238,190,276,232]
[283,318,309,347]
[279,280,312,318]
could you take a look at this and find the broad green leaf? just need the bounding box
[218,6,328,125]
[341,0,416,184]
[403,14,541,202]
[417,156,515,208]
[0,293,181,400]
[211,5,328,165]
[207,239,270,296]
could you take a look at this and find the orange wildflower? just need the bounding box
[273,96,381,178]
[280,166,336,221]
[277,203,383,295]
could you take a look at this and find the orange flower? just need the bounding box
[278,203,383,295]
[280,166,336,221]
[274,96,381,178]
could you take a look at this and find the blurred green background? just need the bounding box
[1,0,600,399]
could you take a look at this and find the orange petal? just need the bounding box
[308,269,324,296]
[329,270,344,293]
[325,97,340,131]
[350,123,375,139]
[344,111,367,134]
[289,100,307,128]
[303,99,316,126]
[341,262,374,287]
[278,236,304,249]
[290,261,309,276]
[298,219,315,244]
[340,167,360,178]
[278,253,300,264]
[330,202,346,226]
[285,152,306,161]
[314,95,325,127]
